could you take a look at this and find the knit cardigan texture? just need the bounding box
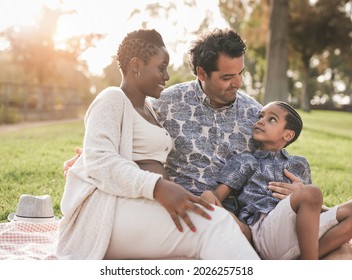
[56,87,162,259]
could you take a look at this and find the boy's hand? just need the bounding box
[268,169,304,200]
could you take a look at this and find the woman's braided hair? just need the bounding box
[116,29,165,75]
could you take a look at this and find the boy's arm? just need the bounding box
[200,183,232,206]
[200,187,252,244]
[269,169,330,212]
[212,183,232,202]
[200,190,223,206]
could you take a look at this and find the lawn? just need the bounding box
[0,110,351,222]
[0,120,84,222]
[288,110,352,206]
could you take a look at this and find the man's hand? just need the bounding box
[63,147,83,178]
[267,169,304,200]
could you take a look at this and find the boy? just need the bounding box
[201,101,352,259]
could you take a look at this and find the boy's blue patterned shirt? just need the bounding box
[217,149,312,225]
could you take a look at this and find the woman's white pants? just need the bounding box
[104,197,259,260]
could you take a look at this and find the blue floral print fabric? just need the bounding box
[217,149,312,225]
[152,79,262,213]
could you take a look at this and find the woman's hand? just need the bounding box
[63,147,83,178]
[154,179,214,233]
[267,169,305,200]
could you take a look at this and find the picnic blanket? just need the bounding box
[0,221,58,260]
[1,220,352,260]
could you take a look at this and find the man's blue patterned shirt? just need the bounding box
[152,79,262,213]
[217,149,312,225]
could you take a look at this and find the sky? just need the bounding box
[0,0,229,75]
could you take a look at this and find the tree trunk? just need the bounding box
[301,62,311,112]
[263,0,289,105]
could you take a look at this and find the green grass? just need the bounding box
[287,110,352,207]
[0,121,84,222]
[0,110,351,222]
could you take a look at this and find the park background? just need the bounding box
[0,0,351,221]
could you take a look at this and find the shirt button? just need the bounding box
[165,147,169,151]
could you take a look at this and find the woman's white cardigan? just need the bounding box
[56,87,162,259]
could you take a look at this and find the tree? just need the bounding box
[0,5,106,122]
[289,0,352,111]
[1,7,71,84]
[263,0,289,104]
[101,58,121,90]
[219,0,268,100]
[1,5,104,86]
[219,0,258,32]
[219,0,352,110]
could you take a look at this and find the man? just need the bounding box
[153,28,261,216]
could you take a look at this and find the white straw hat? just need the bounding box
[7,194,58,223]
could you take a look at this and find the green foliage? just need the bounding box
[101,58,122,90]
[290,0,352,62]
[166,62,194,87]
[219,0,352,109]
[1,110,351,222]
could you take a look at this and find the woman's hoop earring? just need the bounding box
[135,72,140,79]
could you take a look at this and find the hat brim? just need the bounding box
[7,212,15,221]
[7,212,58,223]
